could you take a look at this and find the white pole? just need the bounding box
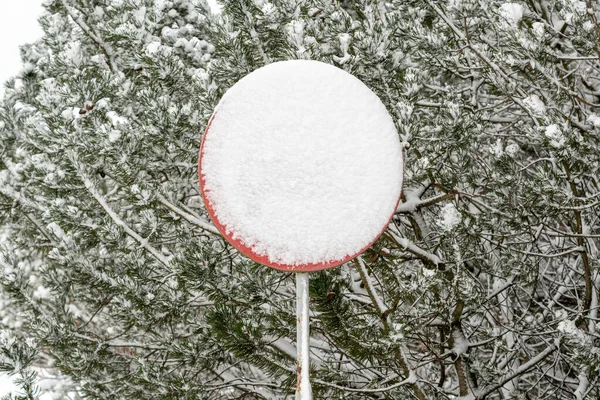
[295,272,313,400]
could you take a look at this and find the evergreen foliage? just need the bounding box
[1,0,599,398]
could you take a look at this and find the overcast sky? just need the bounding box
[0,0,45,92]
[0,0,221,93]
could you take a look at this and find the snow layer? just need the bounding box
[200,60,403,269]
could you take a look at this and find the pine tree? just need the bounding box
[1,0,599,399]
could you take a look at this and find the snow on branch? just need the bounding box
[157,194,220,235]
[60,0,119,72]
[396,192,453,213]
[203,380,282,390]
[424,0,509,81]
[72,160,173,271]
[548,199,600,211]
[313,370,417,393]
[425,0,593,132]
[487,237,584,259]
[388,230,443,266]
[485,276,515,301]
[354,256,388,317]
[546,227,600,239]
[477,341,559,398]
[239,1,269,65]
[73,332,167,351]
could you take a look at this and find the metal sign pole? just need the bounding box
[295,272,313,400]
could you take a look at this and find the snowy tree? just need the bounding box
[1,0,599,399]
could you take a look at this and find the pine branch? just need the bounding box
[72,332,167,351]
[157,194,220,235]
[239,0,269,65]
[354,256,388,318]
[387,230,443,266]
[353,256,426,400]
[60,0,119,72]
[74,166,173,272]
[477,340,559,399]
[313,370,417,394]
[396,192,453,214]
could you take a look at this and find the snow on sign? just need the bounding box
[198,60,404,271]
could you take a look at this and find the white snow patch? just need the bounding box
[406,370,417,384]
[66,303,84,318]
[200,60,403,268]
[64,42,84,67]
[61,107,77,120]
[554,309,568,320]
[544,124,565,148]
[558,319,591,346]
[146,41,161,55]
[390,323,404,340]
[564,12,574,24]
[532,22,545,37]
[46,222,65,239]
[437,203,460,231]
[94,6,104,18]
[106,111,129,127]
[161,27,178,39]
[262,2,276,16]
[33,285,52,300]
[286,20,306,53]
[396,187,422,213]
[499,3,524,25]
[132,6,146,24]
[505,142,519,156]
[587,113,600,127]
[207,0,223,14]
[574,369,589,400]
[22,62,35,74]
[583,21,595,31]
[523,94,546,114]
[558,319,581,336]
[452,331,469,356]
[108,130,121,142]
[571,1,587,14]
[0,374,16,397]
[90,54,109,69]
[95,98,109,110]
[448,0,462,10]
[333,33,352,65]
[447,102,460,121]
[490,138,504,158]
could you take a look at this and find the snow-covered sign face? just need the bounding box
[199,60,403,272]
